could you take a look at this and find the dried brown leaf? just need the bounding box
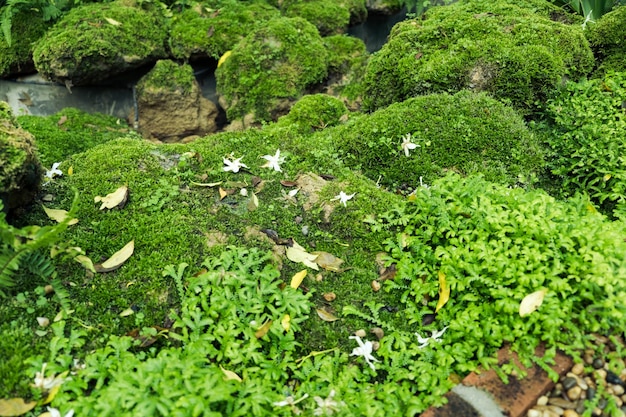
[0,398,37,416]
[312,251,344,272]
[316,308,339,322]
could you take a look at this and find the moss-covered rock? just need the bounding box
[215,16,329,122]
[0,102,42,211]
[17,108,130,167]
[324,90,544,189]
[283,0,352,35]
[586,6,626,75]
[276,93,348,133]
[323,34,369,103]
[131,60,219,142]
[0,10,50,77]
[32,1,168,85]
[365,0,403,15]
[361,0,594,113]
[168,1,280,60]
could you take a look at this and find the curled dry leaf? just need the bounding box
[0,398,37,416]
[519,289,547,317]
[119,308,134,317]
[354,329,366,338]
[379,263,397,281]
[95,240,134,273]
[316,308,339,322]
[290,270,307,289]
[104,17,122,25]
[94,185,129,210]
[371,280,381,292]
[254,320,272,338]
[42,206,78,225]
[371,327,384,340]
[435,270,450,313]
[280,180,298,187]
[74,254,96,273]
[323,292,336,302]
[247,193,259,211]
[190,181,222,187]
[220,366,243,382]
[312,251,344,272]
[286,240,319,270]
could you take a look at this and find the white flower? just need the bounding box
[33,363,68,391]
[349,335,379,371]
[273,393,309,407]
[45,162,63,179]
[400,133,419,157]
[419,176,429,189]
[313,390,344,416]
[260,149,285,172]
[416,326,448,349]
[223,156,248,173]
[47,407,75,417]
[332,191,355,207]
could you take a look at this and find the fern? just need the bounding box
[342,303,395,331]
[0,0,67,47]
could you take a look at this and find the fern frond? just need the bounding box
[0,248,22,289]
[23,250,55,279]
[50,272,71,312]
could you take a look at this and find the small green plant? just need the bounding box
[139,178,180,212]
[162,262,188,302]
[551,0,626,21]
[0,0,75,46]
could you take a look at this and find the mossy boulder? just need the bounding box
[0,10,50,77]
[323,34,369,103]
[276,93,348,133]
[215,17,329,122]
[32,2,168,86]
[365,0,403,14]
[168,1,280,60]
[361,0,594,113]
[283,0,352,35]
[131,60,219,142]
[325,90,544,189]
[586,6,626,75]
[0,102,42,211]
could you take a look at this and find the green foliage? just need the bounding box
[552,0,626,21]
[0,0,72,47]
[361,0,593,114]
[536,71,626,217]
[282,0,351,36]
[585,5,626,75]
[276,94,348,133]
[139,178,181,212]
[324,90,544,190]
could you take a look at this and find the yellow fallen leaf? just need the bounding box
[290,270,307,289]
[254,320,272,338]
[435,270,450,313]
[94,185,129,210]
[281,314,291,331]
[247,193,259,211]
[519,289,547,317]
[74,255,96,273]
[68,166,74,176]
[219,187,228,200]
[220,366,242,382]
[42,206,78,225]
[104,17,121,26]
[0,398,37,416]
[218,50,231,67]
[316,309,339,322]
[95,240,134,273]
[286,240,319,270]
[119,308,134,317]
[312,251,344,272]
[190,181,222,187]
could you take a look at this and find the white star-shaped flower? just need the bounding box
[33,363,68,391]
[313,389,344,416]
[260,149,285,172]
[332,191,355,207]
[47,407,75,417]
[223,156,248,173]
[400,133,419,157]
[416,326,448,349]
[349,335,379,371]
[45,162,63,179]
[273,393,309,407]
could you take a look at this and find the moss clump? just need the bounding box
[168,1,280,60]
[17,108,130,167]
[325,90,544,189]
[323,34,369,101]
[137,60,196,96]
[0,102,42,210]
[283,0,351,35]
[586,6,626,75]
[0,10,50,77]
[215,16,329,121]
[32,1,168,85]
[361,0,594,113]
[276,94,348,132]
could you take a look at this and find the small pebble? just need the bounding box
[527,410,542,417]
[563,377,578,390]
[572,363,585,375]
[548,397,576,409]
[563,410,580,417]
[587,387,596,400]
[537,396,549,406]
[567,386,582,401]
[354,329,366,338]
[595,369,607,383]
[598,398,607,409]
[607,371,624,386]
[593,358,605,369]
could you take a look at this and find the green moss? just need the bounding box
[361,0,594,113]
[17,108,130,168]
[32,1,168,85]
[276,94,348,133]
[324,34,367,74]
[0,9,50,77]
[586,6,626,75]
[169,1,280,60]
[283,0,351,35]
[215,16,329,121]
[325,90,544,188]
[137,60,196,96]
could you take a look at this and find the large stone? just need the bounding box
[130,60,218,143]
[32,1,168,86]
[0,102,42,211]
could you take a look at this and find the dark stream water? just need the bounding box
[0,8,406,118]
